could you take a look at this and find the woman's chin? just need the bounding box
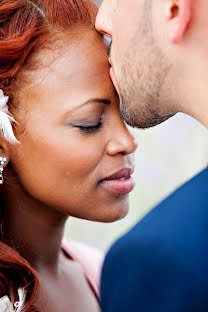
[97,200,130,223]
[64,197,130,223]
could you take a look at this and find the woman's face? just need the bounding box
[9,29,137,222]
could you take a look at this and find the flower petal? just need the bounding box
[0,295,15,312]
[16,288,26,312]
[0,112,20,144]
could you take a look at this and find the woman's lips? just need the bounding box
[99,168,135,195]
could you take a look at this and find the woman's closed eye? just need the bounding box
[66,100,108,133]
[74,118,104,133]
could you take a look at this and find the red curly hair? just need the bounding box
[0,0,97,310]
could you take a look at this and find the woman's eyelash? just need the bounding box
[76,120,104,133]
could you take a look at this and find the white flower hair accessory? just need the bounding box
[0,288,26,312]
[0,89,19,144]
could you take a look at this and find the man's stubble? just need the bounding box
[115,4,175,129]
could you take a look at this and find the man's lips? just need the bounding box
[109,67,114,80]
[109,67,119,92]
[99,168,135,195]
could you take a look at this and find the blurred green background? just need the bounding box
[64,0,208,252]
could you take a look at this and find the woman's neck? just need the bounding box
[1,185,68,273]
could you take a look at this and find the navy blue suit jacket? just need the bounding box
[101,168,208,312]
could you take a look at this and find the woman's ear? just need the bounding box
[167,0,192,44]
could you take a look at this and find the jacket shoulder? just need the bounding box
[106,168,208,282]
[131,167,208,237]
[101,169,208,311]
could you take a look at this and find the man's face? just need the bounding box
[96,0,175,128]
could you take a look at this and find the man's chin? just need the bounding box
[120,99,175,129]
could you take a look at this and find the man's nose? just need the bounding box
[95,0,113,38]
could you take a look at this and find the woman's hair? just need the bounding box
[0,0,97,310]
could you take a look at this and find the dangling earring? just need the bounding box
[0,157,6,184]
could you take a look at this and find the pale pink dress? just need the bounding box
[61,239,104,298]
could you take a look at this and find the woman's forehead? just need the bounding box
[21,29,111,111]
[28,28,108,82]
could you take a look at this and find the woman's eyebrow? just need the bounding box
[65,98,111,115]
[83,98,111,106]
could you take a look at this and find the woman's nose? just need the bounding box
[106,123,138,156]
[95,0,113,38]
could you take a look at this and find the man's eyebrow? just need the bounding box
[83,98,111,106]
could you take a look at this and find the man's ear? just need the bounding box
[167,0,192,44]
